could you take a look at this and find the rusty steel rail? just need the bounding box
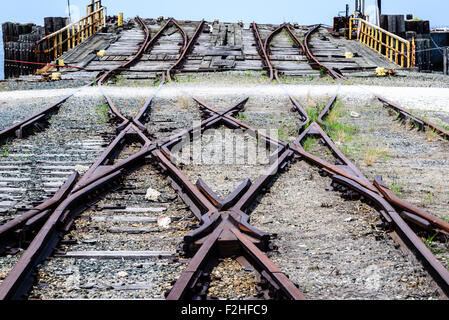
[304,25,347,80]
[317,80,341,128]
[0,16,162,299]
[97,16,152,127]
[166,24,449,299]
[0,92,304,300]
[160,98,304,300]
[0,172,78,255]
[0,15,156,244]
[291,125,449,295]
[252,22,449,297]
[0,96,153,298]
[166,20,205,81]
[252,22,310,129]
[291,123,449,236]
[303,25,449,204]
[0,16,156,262]
[302,28,449,296]
[375,94,449,141]
[0,169,125,300]
[262,23,306,83]
[293,122,372,187]
[284,25,306,54]
[0,102,154,299]
[2,15,158,236]
[98,17,189,128]
[163,22,449,299]
[0,17,155,147]
[332,175,449,296]
[374,176,449,235]
[251,22,275,82]
[252,23,346,133]
[159,39,306,297]
[291,123,449,296]
[0,17,306,301]
[262,23,288,83]
[304,24,448,141]
[132,73,166,132]
[143,19,171,52]
[0,81,96,147]
[0,15,153,147]
[192,97,287,148]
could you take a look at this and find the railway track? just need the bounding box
[0,18,448,300]
[0,113,113,223]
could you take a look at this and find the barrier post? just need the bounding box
[118,13,124,27]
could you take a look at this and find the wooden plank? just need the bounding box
[89,215,179,223]
[55,251,176,259]
[107,227,163,233]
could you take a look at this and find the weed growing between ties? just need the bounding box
[114,73,125,86]
[425,191,434,205]
[177,95,191,109]
[277,117,298,142]
[96,103,110,123]
[325,108,357,144]
[322,100,394,165]
[235,113,247,121]
[389,181,405,199]
[302,136,318,151]
[426,129,439,142]
[173,71,267,85]
[305,105,320,125]
[441,123,449,131]
[291,96,359,160]
[320,100,358,158]
[424,232,442,255]
[1,144,9,157]
[363,144,389,166]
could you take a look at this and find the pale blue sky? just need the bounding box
[1,0,448,27]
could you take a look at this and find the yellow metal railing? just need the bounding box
[35,0,105,63]
[349,18,415,68]
[87,0,103,15]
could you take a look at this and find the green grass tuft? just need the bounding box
[322,102,358,143]
[302,137,318,151]
[235,113,247,121]
[96,103,110,123]
[390,181,405,199]
[1,144,9,157]
[277,117,298,141]
[304,107,320,128]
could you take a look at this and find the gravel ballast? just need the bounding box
[1,73,449,300]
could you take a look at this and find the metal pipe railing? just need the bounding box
[35,0,105,63]
[349,18,415,68]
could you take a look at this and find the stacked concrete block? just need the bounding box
[405,19,431,71]
[380,15,406,38]
[2,22,45,78]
